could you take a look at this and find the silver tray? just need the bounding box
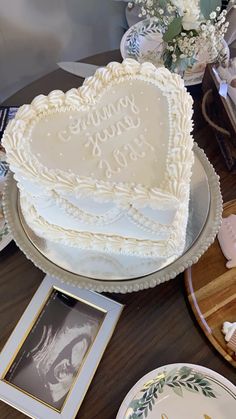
[3,144,222,293]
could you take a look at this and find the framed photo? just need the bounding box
[0,275,123,418]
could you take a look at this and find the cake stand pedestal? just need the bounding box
[3,144,222,293]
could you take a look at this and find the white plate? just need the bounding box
[120,18,229,87]
[116,363,236,419]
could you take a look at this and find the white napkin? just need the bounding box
[217,58,236,105]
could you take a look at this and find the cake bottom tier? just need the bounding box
[19,191,189,259]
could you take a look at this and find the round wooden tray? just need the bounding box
[185,199,236,368]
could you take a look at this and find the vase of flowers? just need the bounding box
[126,0,231,75]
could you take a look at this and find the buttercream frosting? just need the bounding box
[3,58,194,258]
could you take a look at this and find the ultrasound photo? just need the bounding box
[5,290,105,410]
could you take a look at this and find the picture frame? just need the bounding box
[0,275,124,418]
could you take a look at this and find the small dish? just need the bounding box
[120,18,164,68]
[120,18,229,86]
[117,363,236,419]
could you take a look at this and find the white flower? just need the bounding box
[208,25,215,33]
[210,11,216,19]
[171,0,200,28]
[171,0,199,15]
[167,5,174,13]
[182,9,200,30]
[159,8,164,15]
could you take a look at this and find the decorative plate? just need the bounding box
[116,363,236,419]
[120,18,165,69]
[120,18,229,87]
[0,152,11,251]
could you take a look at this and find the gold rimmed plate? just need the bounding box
[116,363,236,419]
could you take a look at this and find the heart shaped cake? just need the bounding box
[3,59,194,259]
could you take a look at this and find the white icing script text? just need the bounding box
[58,95,139,143]
[84,115,141,157]
[57,93,155,179]
[99,135,155,179]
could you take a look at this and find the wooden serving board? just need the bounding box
[185,199,236,368]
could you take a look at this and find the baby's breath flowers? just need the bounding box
[130,0,230,73]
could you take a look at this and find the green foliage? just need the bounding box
[163,16,182,42]
[129,367,217,419]
[200,0,222,18]
[158,0,167,9]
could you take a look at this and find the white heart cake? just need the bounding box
[3,59,194,259]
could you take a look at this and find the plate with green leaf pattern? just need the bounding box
[116,363,236,419]
[120,18,229,87]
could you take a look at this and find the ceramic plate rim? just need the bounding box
[116,363,236,419]
[120,21,203,87]
[120,19,202,87]
[120,17,229,87]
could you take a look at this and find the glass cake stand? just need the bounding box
[3,144,222,293]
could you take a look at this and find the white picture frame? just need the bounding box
[0,275,123,419]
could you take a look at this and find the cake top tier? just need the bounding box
[3,59,193,209]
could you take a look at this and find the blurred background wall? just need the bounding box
[0,0,126,102]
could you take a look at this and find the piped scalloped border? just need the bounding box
[2,58,193,209]
[3,144,222,293]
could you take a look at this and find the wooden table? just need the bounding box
[0,50,235,419]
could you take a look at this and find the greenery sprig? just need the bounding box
[128,0,230,73]
[128,366,217,419]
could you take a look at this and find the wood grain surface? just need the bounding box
[0,50,236,419]
[185,200,236,368]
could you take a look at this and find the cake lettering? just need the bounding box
[57,92,155,180]
[58,94,139,142]
[113,149,128,168]
[123,143,144,160]
[84,115,141,157]
[135,134,155,151]
[99,135,154,179]
[99,160,121,178]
